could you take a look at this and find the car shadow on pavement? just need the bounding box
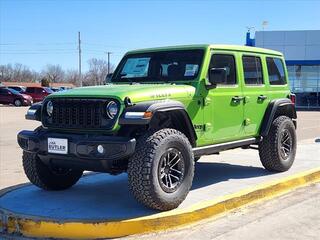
[192,161,273,190]
[0,162,274,221]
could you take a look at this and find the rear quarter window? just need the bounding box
[266,57,287,85]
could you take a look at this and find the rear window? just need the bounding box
[266,57,287,85]
[242,56,263,85]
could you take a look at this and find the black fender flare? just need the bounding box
[25,102,42,121]
[260,98,297,137]
[119,100,197,146]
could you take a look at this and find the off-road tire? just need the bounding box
[128,128,194,211]
[14,99,22,107]
[22,151,83,190]
[259,116,297,172]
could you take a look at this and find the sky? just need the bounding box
[1,0,320,72]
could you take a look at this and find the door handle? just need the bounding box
[232,96,244,103]
[258,95,267,101]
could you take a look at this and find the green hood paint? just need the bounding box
[47,84,196,104]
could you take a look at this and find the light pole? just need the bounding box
[262,21,268,47]
[78,31,82,87]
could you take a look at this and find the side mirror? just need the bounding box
[8,91,12,95]
[208,68,227,87]
[105,73,113,84]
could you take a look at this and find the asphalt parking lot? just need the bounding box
[0,106,319,240]
[1,106,319,189]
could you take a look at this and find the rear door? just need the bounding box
[205,51,245,143]
[241,54,269,137]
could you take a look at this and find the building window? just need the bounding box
[287,64,320,108]
[242,56,263,85]
[266,57,286,85]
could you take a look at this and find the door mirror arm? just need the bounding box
[105,73,113,84]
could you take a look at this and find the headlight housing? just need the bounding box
[106,101,118,119]
[46,100,53,116]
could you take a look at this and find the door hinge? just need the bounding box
[204,123,212,131]
[244,118,251,126]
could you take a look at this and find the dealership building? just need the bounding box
[246,30,320,109]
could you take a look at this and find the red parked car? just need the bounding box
[24,87,53,102]
[0,87,33,106]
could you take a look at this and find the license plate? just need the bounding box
[48,138,68,154]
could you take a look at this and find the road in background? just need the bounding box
[295,111,320,141]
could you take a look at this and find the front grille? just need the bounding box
[43,98,116,130]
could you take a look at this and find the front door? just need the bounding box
[204,51,245,144]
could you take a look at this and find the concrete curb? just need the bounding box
[1,167,320,239]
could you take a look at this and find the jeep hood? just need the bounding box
[48,84,196,103]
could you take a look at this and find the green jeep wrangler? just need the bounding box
[18,44,297,211]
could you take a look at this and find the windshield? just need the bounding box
[112,49,204,83]
[44,87,54,93]
[8,88,21,95]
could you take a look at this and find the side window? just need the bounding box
[35,88,44,93]
[0,88,8,94]
[209,54,236,85]
[266,57,286,85]
[26,87,35,93]
[242,56,263,85]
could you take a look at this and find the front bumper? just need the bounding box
[17,130,136,172]
[22,98,33,106]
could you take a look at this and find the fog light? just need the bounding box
[97,145,104,154]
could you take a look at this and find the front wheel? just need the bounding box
[259,116,297,172]
[22,151,83,190]
[128,128,194,211]
[14,99,22,107]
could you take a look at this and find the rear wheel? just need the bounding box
[259,116,297,172]
[22,151,83,190]
[128,128,194,211]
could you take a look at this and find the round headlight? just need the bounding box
[106,101,118,119]
[46,101,53,116]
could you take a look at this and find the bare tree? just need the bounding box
[83,58,114,86]
[0,59,115,86]
[65,69,80,86]
[0,63,34,82]
[42,64,65,83]
[0,64,13,81]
